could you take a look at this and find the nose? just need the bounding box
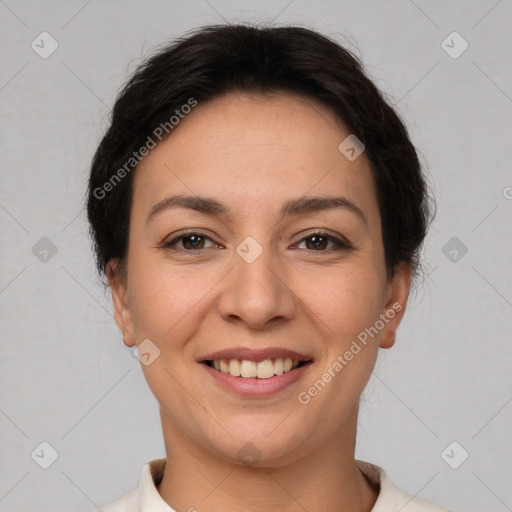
[216,240,297,330]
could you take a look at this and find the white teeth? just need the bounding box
[256,359,275,379]
[210,358,302,378]
[283,358,293,372]
[240,360,257,378]
[274,358,284,375]
[228,359,241,377]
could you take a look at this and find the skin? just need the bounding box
[108,91,411,512]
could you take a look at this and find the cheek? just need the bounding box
[127,264,212,417]
[302,264,385,343]
[295,269,382,425]
[127,259,212,343]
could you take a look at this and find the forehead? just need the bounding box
[132,91,378,223]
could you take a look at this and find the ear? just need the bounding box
[379,262,412,349]
[107,259,136,347]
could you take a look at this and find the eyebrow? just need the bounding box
[146,194,367,226]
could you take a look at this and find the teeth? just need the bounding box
[274,358,284,375]
[228,359,241,376]
[210,357,301,379]
[256,359,274,379]
[240,360,257,378]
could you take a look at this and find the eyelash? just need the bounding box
[159,230,352,253]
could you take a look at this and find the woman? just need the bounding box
[87,23,449,512]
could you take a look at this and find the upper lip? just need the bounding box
[199,347,314,363]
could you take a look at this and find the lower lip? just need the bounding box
[201,362,313,397]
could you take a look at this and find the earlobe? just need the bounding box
[107,259,136,347]
[379,262,412,350]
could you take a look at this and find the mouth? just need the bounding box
[199,348,314,397]
[203,358,313,379]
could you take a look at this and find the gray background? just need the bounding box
[1,1,511,511]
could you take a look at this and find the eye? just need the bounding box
[159,230,351,253]
[161,232,217,251]
[294,231,351,251]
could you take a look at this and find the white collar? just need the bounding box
[127,457,448,511]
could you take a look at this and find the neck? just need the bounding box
[156,407,379,512]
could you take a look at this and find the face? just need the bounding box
[109,91,410,466]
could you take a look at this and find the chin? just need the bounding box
[203,421,312,468]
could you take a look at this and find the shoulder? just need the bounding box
[96,458,167,512]
[356,460,452,512]
[98,489,139,512]
[383,483,452,512]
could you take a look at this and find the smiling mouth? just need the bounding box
[204,358,312,379]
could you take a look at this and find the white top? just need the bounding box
[100,458,451,512]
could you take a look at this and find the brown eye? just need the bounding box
[163,233,215,251]
[304,234,329,250]
[182,235,205,250]
[296,232,351,251]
